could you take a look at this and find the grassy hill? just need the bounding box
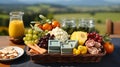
[0,3,120,35]
[0,3,120,14]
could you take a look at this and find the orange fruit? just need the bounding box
[38,24,43,30]
[42,23,52,31]
[52,20,60,28]
[103,42,114,54]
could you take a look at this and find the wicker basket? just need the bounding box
[26,47,106,63]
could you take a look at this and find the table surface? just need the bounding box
[0,36,25,67]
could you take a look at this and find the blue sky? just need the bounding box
[17,0,120,3]
[1,0,120,5]
[18,0,120,5]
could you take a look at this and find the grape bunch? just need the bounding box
[23,29,39,45]
[37,33,55,49]
[87,32,103,43]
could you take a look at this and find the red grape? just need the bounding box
[37,33,55,49]
[95,35,99,39]
[87,32,103,43]
[93,32,96,35]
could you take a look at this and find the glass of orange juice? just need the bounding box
[9,11,25,44]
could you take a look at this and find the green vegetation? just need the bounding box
[0,27,8,35]
[0,3,120,35]
[54,12,120,34]
[1,12,120,35]
[0,14,9,19]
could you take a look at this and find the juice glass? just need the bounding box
[9,11,24,38]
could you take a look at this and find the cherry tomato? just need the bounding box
[42,23,52,31]
[103,42,114,54]
[52,20,60,28]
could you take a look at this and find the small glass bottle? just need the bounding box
[61,18,77,34]
[9,11,25,38]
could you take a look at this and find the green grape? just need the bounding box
[25,34,32,37]
[27,37,32,41]
[28,34,33,38]
[28,29,33,34]
[34,39,38,44]
[32,40,36,44]
[33,34,38,40]
[23,37,27,41]
[25,34,29,37]
[27,41,33,44]
[30,40,37,44]
[24,28,41,45]
[24,41,29,45]
[33,30,39,34]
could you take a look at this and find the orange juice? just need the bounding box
[9,20,24,38]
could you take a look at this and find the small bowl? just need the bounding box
[9,36,24,44]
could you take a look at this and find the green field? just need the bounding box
[54,12,120,34]
[0,14,9,19]
[0,12,120,35]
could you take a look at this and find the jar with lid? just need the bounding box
[61,18,77,34]
[9,11,25,44]
[88,19,95,32]
[77,18,89,32]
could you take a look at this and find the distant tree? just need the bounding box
[97,19,102,24]
[90,11,96,16]
[0,18,2,26]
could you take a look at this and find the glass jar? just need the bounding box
[61,18,77,34]
[77,18,89,32]
[88,19,95,32]
[9,11,25,38]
